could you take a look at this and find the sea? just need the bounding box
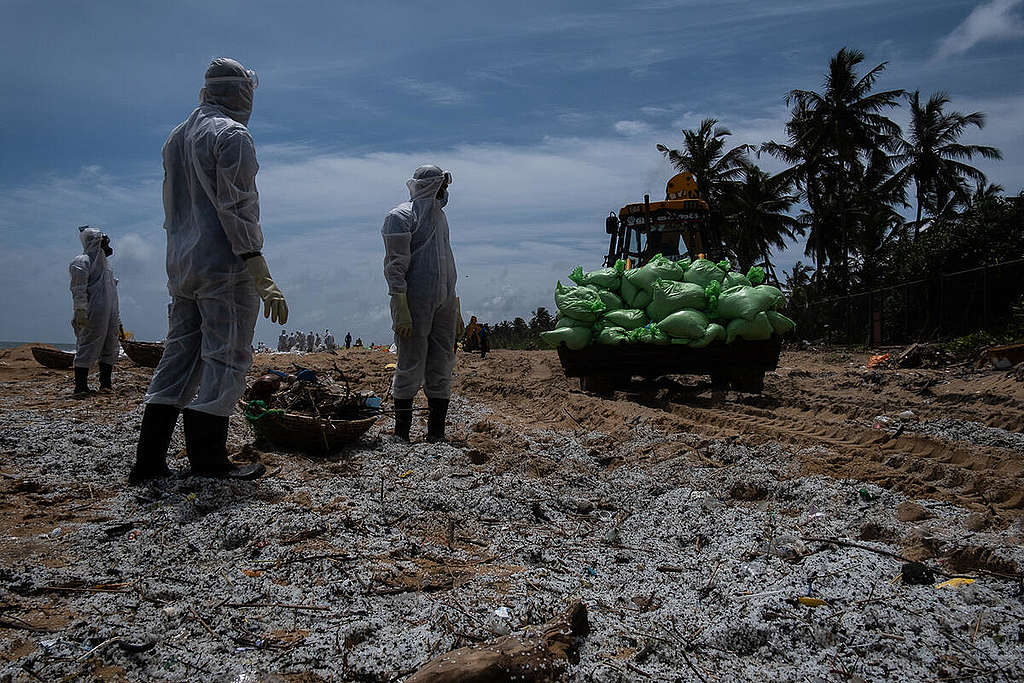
[1,341,77,352]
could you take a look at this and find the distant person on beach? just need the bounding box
[345,332,352,349]
[69,226,121,397]
[382,165,465,442]
[131,57,288,484]
[277,330,287,351]
[325,329,336,351]
[479,323,490,359]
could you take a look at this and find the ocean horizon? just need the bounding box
[1,340,77,352]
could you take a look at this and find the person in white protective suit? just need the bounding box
[130,57,288,484]
[69,226,120,397]
[382,165,466,442]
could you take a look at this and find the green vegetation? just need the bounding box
[655,47,1020,308]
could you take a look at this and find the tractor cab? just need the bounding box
[604,172,722,267]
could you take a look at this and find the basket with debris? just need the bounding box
[120,339,165,367]
[241,365,380,454]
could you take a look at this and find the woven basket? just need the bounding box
[244,402,378,454]
[121,339,165,367]
[31,346,75,369]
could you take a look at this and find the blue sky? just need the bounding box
[1,0,1021,345]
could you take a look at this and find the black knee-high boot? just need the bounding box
[182,409,265,480]
[426,398,449,443]
[393,398,413,441]
[73,367,91,396]
[99,363,113,390]
[129,403,179,484]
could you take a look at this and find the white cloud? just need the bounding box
[394,78,471,106]
[613,120,653,136]
[936,0,1024,58]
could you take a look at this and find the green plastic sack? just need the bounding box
[746,266,765,285]
[602,308,649,331]
[628,323,671,345]
[554,281,606,322]
[683,258,726,288]
[555,314,591,329]
[569,260,625,290]
[587,287,624,312]
[658,308,709,340]
[622,254,685,292]
[540,326,592,350]
[766,311,796,335]
[595,325,629,345]
[687,323,725,348]
[646,279,707,322]
[716,285,778,321]
[723,271,752,289]
[754,285,786,310]
[725,311,774,343]
[705,280,722,317]
[620,276,652,308]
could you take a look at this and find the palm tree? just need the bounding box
[783,260,814,311]
[720,163,803,280]
[656,118,752,209]
[890,91,1002,238]
[971,182,1004,207]
[850,152,907,290]
[764,48,904,288]
[787,48,904,170]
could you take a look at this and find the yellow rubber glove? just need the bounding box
[454,298,465,339]
[391,293,413,337]
[73,309,89,332]
[244,254,289,325]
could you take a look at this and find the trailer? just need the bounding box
[555,170,786,396]
[557,336,782,395]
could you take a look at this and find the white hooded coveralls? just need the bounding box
[382,167,459,400]
[144,90,262,417]
[70,228,120,369]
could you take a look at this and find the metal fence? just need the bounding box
[788,259,1024,346]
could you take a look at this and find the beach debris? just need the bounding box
[867,353,890,368]
[406,601,588,683]
[935,578,975,589]
[795,596,827,608]
[896,502,933,523]
[901,562,936,585]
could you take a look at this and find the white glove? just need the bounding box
[244,255,289,325]
[455,297,465,340]
[73,309,88,333]
[391,293,413,337]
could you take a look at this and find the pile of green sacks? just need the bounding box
[540,255,796,351]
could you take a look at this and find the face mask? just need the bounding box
[437,188,449,208]
[101,235,113,257]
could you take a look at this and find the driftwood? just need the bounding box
[407,601,589,683]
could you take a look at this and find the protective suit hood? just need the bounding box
[199,57,256,126]
[79,227,109,271]
[406,165,450,207]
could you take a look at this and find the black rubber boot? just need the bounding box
[129,403,180,485]
[73,367,93,397]
[182,409,265,480]
[426,398,450,443]
[393,398,413,441]
[98,363,113,392]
